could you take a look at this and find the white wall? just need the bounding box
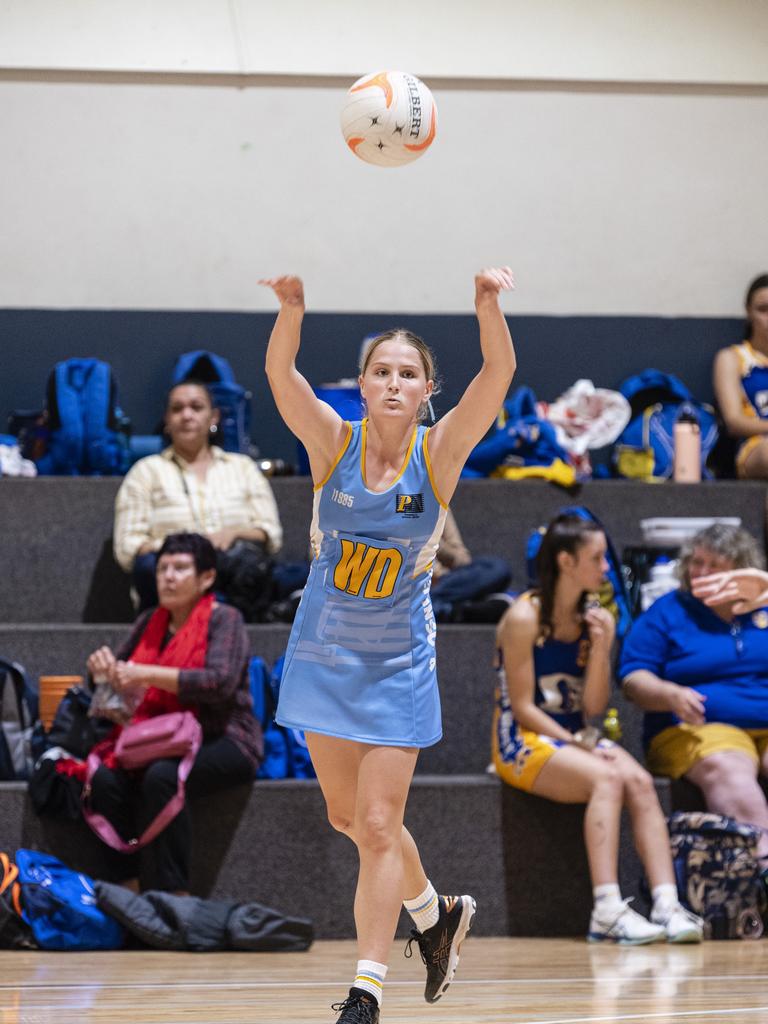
[2,0,768,84]
[1,2,766,317]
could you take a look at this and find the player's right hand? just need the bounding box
[259,275,305,309]
[474,266,515,305]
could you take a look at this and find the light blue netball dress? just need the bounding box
[276,419,448,747]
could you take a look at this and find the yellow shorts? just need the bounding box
[492,711,565,793]
[736,435,765,477]
[647,723,768,779]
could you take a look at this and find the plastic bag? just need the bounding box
[87,680,138,726]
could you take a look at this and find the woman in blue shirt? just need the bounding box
[621,524,768,872]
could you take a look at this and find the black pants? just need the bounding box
[88,735,253,891]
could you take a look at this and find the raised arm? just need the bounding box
[261,275,349,483]
[713,346,768,439]
[428,267,516,501]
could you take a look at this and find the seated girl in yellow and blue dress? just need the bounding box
[492,513,702,945]
[713,273,768,478]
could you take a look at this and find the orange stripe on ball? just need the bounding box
[350,70,394,108]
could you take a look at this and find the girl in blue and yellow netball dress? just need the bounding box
[277,417,445,748]
[714,274,768,478]
[492,513,702,947]
[262,268,515,1023]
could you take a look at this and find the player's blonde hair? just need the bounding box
[359,328,441,423]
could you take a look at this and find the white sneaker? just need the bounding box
[652,903,704,944]
[588,900,666,946]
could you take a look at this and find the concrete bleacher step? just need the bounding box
[2,477,765,623]
[0,774,671,939]
[0,622,505,775]
[1,474,757,938]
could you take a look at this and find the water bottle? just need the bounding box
[603,707,623,743]
[673,405,701,483]
[650,555,676,584]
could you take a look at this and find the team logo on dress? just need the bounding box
[333,539,402,599]
[395,493,424,517]
[752,610,768,629]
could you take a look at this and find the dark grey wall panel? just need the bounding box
[0,309,745,462]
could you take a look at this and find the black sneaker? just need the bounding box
[405,894,476,1003]
[331,988,380,1023]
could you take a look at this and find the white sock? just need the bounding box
[652,883,679,917]
[593,883,624,915]
[404,880,440,933]
[353,960,387,1006]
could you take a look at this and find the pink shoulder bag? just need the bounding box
[82,711,202,853]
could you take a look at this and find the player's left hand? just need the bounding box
[475,266,515,305]
[584,605,615,648]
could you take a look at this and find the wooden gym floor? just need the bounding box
[1,937,767,1024]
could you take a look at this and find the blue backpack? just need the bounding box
[15,850,124,950]
[249,657,315,780]
[462,386,575,486]
[525,505,633,641]
[171,350,251,454]
[36,358,129,475]
[612,369,718,481]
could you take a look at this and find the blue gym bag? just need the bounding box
[36,358,129,475]
[462,386,575,486]
[612,369,718,481]
[15,849,124,950]
[171,350,252,454]
[249,657,315,780]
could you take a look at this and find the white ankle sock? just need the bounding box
[593,883,624,915]
[404,880,440,932]
[353,960,387,1006]
[652,883,679,916]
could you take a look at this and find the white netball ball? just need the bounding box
[340,70,437,167]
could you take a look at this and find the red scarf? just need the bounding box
[59,594,214,781]
[129,592,214,721]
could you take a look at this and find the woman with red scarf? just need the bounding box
[85,532,262,893]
